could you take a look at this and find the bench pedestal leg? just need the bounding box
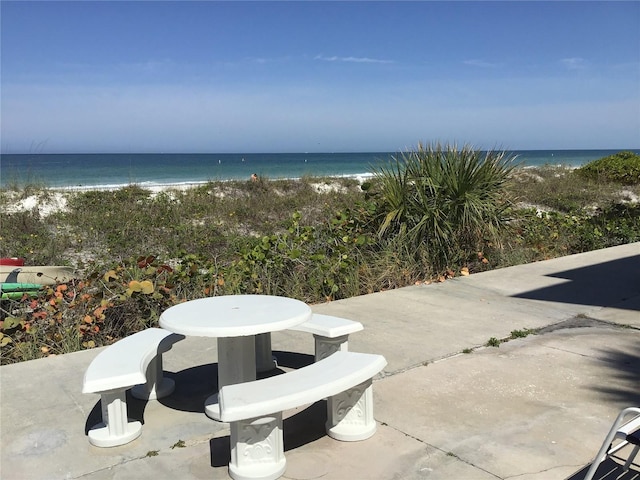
[314,334,349,361]
[131,353,175,400]
[229,413,285,480]
[88,390,142,447]
[326,379,376,441]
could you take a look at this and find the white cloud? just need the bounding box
[246,56,292,65]
[560,57,588,70]
[463,59,501,68]
[314,54,393,64]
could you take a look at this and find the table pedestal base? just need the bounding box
[255,333,277,373]
[206,335,257,421]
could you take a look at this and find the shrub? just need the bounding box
[506,203,640,260]
[509,165,627,213]
[1,153,639,364]
[575,151,640,185]
[227,210,373,302]
[0,254,225,364]
[0,209,69,264]
[370,142,517,270]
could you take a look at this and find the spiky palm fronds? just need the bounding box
[372,142,518,268]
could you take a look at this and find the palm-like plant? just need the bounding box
[372,142,518,269]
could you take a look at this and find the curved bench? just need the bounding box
[82,328,184,447]
[215,350,387,480]
[292,313,364,361]
[255,314,364,372]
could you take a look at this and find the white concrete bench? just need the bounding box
[82,328,184,447]
[255,314,364,372]
[292,313,364,360]
[216,350,387,480]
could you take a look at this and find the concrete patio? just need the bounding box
[1,242,639,479]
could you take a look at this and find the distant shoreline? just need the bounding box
[0,164,578,193]
[50,172,377,193]
[1,149,636,190]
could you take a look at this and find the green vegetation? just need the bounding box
[575,151,640,185]
[511,164,634,213]
[510,328,536,339]
[1,146,639,364]
[485,337,501,348]
[369,142,517,270]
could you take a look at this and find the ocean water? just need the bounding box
[0,149,637,190]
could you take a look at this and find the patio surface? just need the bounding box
[1,242,639,479]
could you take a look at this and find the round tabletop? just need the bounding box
[159,295,312,337]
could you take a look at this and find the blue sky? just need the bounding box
[1,1,639,154]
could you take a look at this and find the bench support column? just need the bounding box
[326,379,376,441]
[131,353,176,400]
[229,413,285,480]
[314,333,349,361]
[88,390,142,447]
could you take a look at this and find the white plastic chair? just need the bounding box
[583,407,640,480]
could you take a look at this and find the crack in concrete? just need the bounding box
[378,316,638,382]
[379,421,504,479]
[503,463,586,479]
[536,316,637,334]
[73,436,215,479]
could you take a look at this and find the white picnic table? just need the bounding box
[158,294,312,420]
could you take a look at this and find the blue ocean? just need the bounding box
[0,150,637,190]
